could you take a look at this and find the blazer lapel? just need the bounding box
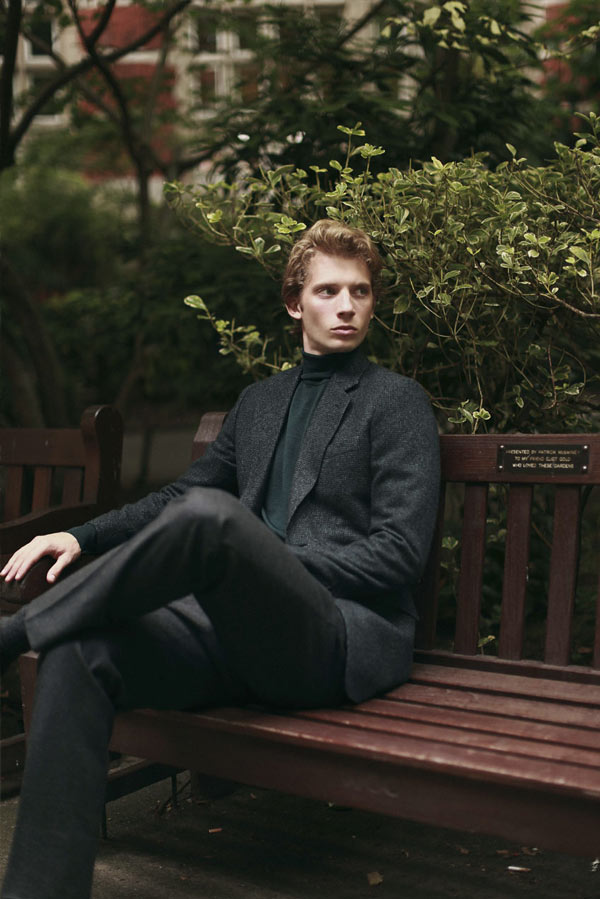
[244,365,301,510]
[287,352,369,525]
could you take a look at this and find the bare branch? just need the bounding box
[4,0,193,168]
[86,0,118,48]
[0,0,22,168]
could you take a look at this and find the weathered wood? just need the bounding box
[3,467,23,522]
[31,466,52,513]
[0,405,122,544]
[413,648,600,685]
[498,484,532,659]
[61,468,83,506]
[350,696,600,749]
[415,486,446,650]
[81,406,123,510]
[1,407,123,793]
[545,487,581,666]
[0,430,86,467]
[454,484,487,654]
[441,434,598,485]
[105,702,600,857]
[191,411,227,462]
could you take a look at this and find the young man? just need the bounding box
[0,220,440,899]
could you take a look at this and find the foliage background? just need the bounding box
[2,0,599,434]
[172,117,600,434]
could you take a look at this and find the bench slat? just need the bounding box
[408,663,600,705]
[109,713,598,858]
[415,487,446,650]
[112,706,600,795]
[31,467,52,513]
[499,484,532,659]
[454,484,487,654]
[61,468,83,506]
[353,697,600,750]
[109,706,600,857]
[0,430,85,467]
[3,467,24,522]
[386,683,600,728]
[545,486,581,665]
[294,707,600,768]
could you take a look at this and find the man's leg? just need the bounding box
[2,598,249,899]
[24,488,347,707]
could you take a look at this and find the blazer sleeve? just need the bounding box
[290,380,440,600]
[84,390,246,554]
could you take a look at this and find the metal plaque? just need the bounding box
[497,443,589,475]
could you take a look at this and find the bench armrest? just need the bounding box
[0,503,100,557]
[0,554,95,612]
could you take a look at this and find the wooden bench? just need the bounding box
[0,405,123,610]
[1,406,123,794]
[19,416,600,857]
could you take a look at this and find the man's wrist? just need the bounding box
[66,523,97,554]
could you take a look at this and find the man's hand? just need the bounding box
[1,533,81,584]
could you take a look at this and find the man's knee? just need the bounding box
[165,487,247,535]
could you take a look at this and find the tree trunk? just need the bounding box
[1,252,69,425]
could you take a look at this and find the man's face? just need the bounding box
[285,251,374,355]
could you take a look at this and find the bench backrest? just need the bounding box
[193,415,599,681]
[417,435,599,681]
[0,405,123,523]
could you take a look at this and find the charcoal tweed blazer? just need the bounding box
[89,352,440,702]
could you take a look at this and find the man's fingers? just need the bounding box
[1,534,80,582]
[47,552,76,583]
[1,546,46,582]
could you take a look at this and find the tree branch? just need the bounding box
[4,0,193,169]
[0,0,22,168]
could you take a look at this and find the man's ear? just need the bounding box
[285,299,302,321]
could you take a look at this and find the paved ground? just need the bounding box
[1,774,598,898]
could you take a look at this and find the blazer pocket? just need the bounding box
[323,436,365,459]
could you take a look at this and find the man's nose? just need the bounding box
[336,288,354,314]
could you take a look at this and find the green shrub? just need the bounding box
[168,118,600,433]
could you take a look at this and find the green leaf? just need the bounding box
[568,245,590,264]
[184,295,207,311]
[393,296,410,314]
[421,7,441,27]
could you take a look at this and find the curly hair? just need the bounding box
[282,220,383,305]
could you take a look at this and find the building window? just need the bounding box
[27,72,64,117]
[196,66,216,105]
[231,11,258,51]
[235,62,260,103]
[195,11,218,54]
[26,17,53,58]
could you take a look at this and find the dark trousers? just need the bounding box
[2,489,347,899]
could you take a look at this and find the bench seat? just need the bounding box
[103,659,600,858]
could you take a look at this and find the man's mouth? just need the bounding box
[332,326,357,333]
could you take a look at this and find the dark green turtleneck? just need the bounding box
[262,348,360,539]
